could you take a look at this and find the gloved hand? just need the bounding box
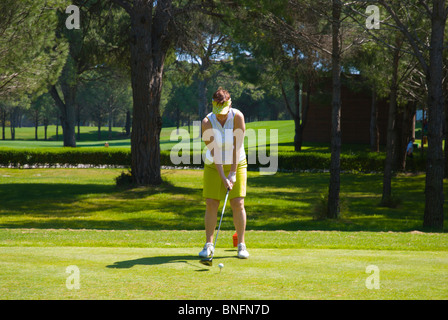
[227,171,236,184]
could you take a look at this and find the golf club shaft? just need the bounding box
[211,189,229,259]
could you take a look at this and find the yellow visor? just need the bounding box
[212,99,231,115]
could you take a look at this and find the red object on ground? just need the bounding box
[233,232,238,247]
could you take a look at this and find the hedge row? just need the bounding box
[0,148,131,167]
[0,147,426,172]
[274,151,425,172]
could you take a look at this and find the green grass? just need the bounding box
[1,229,446,251]
[0,121,384,153]
[1,168,445,231]
[1,246,447,299]
[0,119,433,155]
[0,168,447,299]
[0,125,130,149]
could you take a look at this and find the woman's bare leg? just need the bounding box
[230,197,246,244]
[205,198,220,243]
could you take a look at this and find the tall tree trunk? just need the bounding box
[280,76,303,152]
[327,0,342,219]
[280,73,311,152]
[128,0,172,185]
[176,105,180,134]
[108,110,113,140]
[301,81,311,144]
[382,35,401,204]
[423,0,445,230]
[97,114,102,141]
[198,78,208,121]
[56,116,60,141]
[370,85,379,152]
[187,114,191,134]
[76,104,81,141]
[395,105,404,171]
[125,110,131,136]
[34,109,38,140]
[293,73,302,151]
[1,107,6,140]
[49,49,78,148]
[444,101,448,179]
[61,85,77,147]
[10,106,18,140]
[398,102,417,171]
[50,85,77,147]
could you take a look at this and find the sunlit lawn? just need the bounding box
[1,246,447,299]
[0,168,443,232]
[0,121,387,153]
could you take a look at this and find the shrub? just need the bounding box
[379,195,403,208]
[115,170,134,188]
[312,193,348,220]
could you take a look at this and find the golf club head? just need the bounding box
[200,258,213,266]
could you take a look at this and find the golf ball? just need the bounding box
[218,263,224,269]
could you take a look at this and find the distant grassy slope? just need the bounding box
[1,120,430,154]
[0,121,376,153]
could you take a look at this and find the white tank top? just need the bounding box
[205,108,246,165]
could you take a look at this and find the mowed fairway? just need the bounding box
[1,245,447,300]
[0,168,447,299]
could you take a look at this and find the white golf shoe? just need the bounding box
[199,242,214,258]
[237,243,249,259]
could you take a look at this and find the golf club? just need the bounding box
[200,189,230,267]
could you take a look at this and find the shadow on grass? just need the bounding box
[106,255,217,272]
[245,172,438,232]
[0,170,443,232]
[0,179,205,230]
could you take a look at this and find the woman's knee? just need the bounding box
[206,198,220,211]
[230,197,245,210]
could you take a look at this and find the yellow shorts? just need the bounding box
[203,158,247,200]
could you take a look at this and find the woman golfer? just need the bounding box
[199,88,249,259]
